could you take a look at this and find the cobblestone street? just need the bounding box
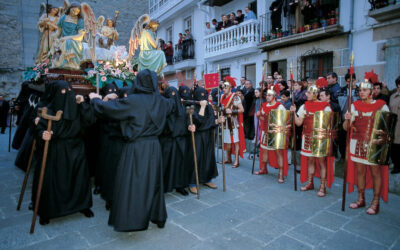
[1,132,400,250]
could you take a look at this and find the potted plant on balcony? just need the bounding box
[304,24,311,32]
[271,30,277,39]
[277,29,283,38]
[311,18,320,29]
[298,26,304,33]
[261,34,266,42]
[329,10,336,25]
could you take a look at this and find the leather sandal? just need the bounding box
[189,187,198,194]
[204,182,217,189]
[349,191,365,209]
[232,161,240,168]
[254,170,268,175]
[317,179,326,197]
[300,176,314,191]
[366,200,380,215]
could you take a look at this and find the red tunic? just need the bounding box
[347,99,389,202]
[221,93,246,158]
[258,102,289,176]
[299,101,335,188]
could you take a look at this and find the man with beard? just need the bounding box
[187,87,221,194]
[160,86,191,196]
[220,77,246,168]
[32,80,93,225]
[89,69,174,231]
[344,79,390,215]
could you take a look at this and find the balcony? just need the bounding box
[368,2,400,22]
[204,19,260,62]
[163,40,196,75]
[258,11,342,51]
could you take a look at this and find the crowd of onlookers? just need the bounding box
[159,29,194,65]
[204,6,257,35]
[207,72,400,175]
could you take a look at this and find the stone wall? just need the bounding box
[0,0,148,98]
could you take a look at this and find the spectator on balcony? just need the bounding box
[284,0,297,31]
[244,6,257,21]
[230,13,236,25]
[301,0,316,25]
[219,15,232,30]
[182,29,194,60]
[212,19,219,31]
[270,0,283,31]
[205,22,215,35]
[235,9,244,24]
[176,33,183,61]
[165,41,173,65]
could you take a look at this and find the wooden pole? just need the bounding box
[220,104,226,192]
[17,139,36,210]
[342,51,354,211]
[96,73,100,94]
[8,111,12,152]
[30,108,62,234]
[187,106,200,199]
[46,0,50,52]
[290,63,297,191]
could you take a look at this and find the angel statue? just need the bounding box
[97,13,119,50]
[129,14,166,76]
[52,1,97,70]
[36,4,59,64]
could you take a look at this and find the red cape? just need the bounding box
[346,101,389,202]
[304,101,330,113]
[221,93,246,158]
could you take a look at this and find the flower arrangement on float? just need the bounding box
[85,60,137,88]
[23,59,50,81]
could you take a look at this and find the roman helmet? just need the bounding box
[307,84,319,101]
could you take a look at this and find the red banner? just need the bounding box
[204,73,219,89]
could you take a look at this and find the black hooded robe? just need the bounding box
[31,80,92,220]
[91,70,174,232]
[187,88,218,185]
[160,87,190,192]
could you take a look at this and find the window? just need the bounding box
[184,16,192,33]
[166,26,173,43]
[302,53,333,80]
[149,0,158,14]
[220,67,231,80]
[185,70,192,80]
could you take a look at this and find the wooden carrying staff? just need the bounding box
[30,107,62,234]
[342,52,355,211]
[186,105,200,199]
[17,109,43,210]
[8,110,12,152]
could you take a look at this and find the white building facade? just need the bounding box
[150,0,400,90]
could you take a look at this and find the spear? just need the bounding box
[342,51,354,211]
[251,63,266,174]
[290,62,297,191]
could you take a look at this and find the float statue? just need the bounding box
[36,4,60,64]
[129,14,166,76]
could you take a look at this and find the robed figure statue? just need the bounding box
[36,5,60,64]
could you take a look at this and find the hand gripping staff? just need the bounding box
[186,105,200,199]
[30,107,62,234]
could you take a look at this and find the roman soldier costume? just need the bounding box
[220,77,246,167]
[257,87,291,182]
[297,85,335,196]
[346,79,391,215]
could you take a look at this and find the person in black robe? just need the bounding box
[13,80,46,171]
[0,95,9,134]
[89,69,175,232]
[31,80,93,225]
[92,83,119,196]
[187,87,219,194]
[160,86,190,196]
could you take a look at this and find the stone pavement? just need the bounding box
[1,131,400,250]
